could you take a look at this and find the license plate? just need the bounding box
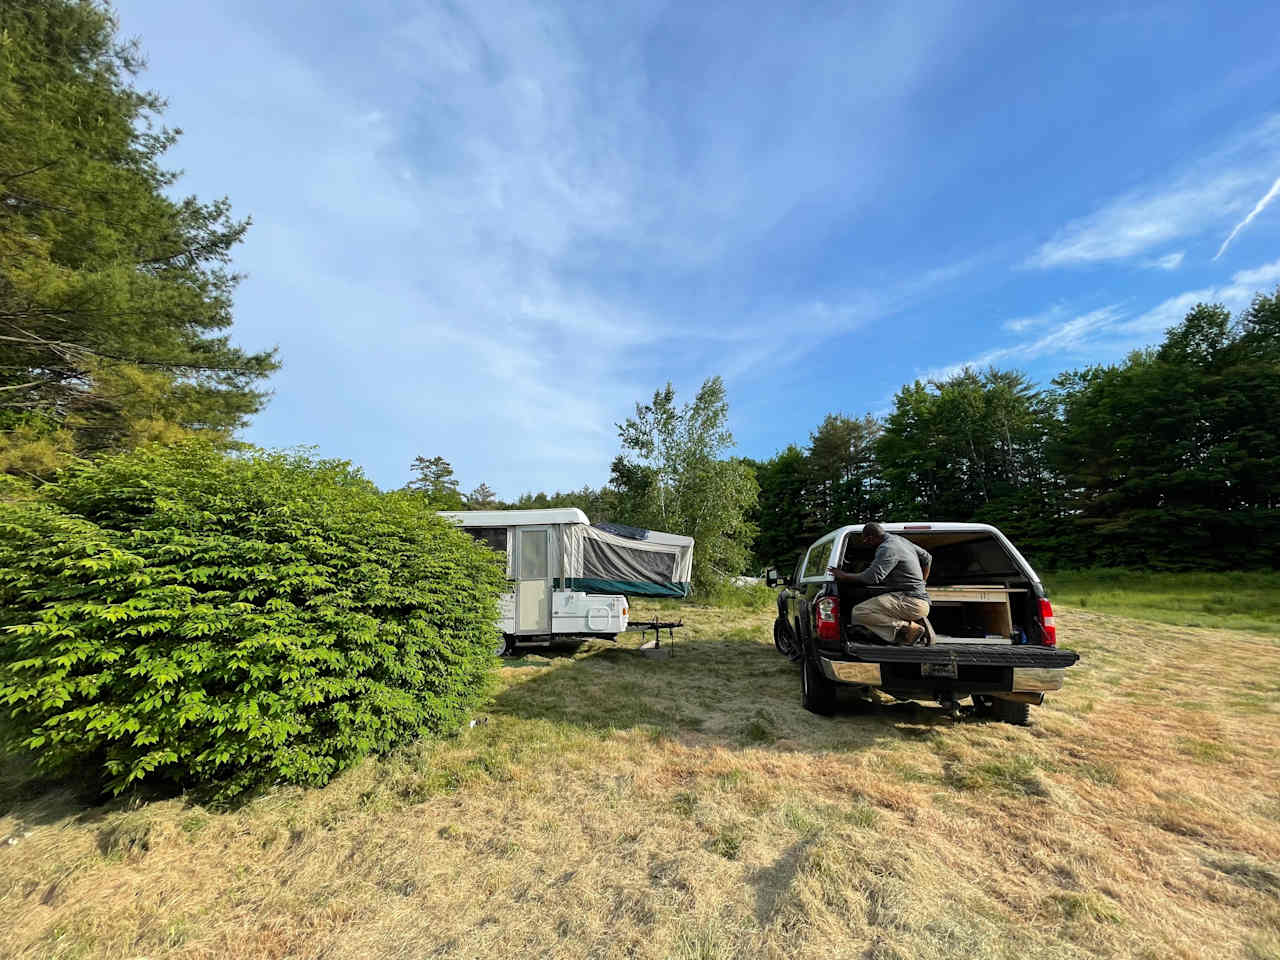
[921,661,958,679]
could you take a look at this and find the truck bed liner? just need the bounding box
[840,643,1080,668]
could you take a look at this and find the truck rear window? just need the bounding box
[840,533,1018,580]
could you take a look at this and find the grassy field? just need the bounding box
[1044,569,1280,636]
[1,601,1279,959]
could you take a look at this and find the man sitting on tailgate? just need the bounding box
[828,522,931,646]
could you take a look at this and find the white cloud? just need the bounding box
[1124,257,1280,334]
[929,256,1280,381]
[1214,174,1280,259]
[1028,117,1280,268]
[1028,175,1253,267]
[915,306,1125,382]
[1143,251,1185,270]
[1002,303,1068,333]
[118,0,978,496]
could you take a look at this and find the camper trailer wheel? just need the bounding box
[494,635,512,657]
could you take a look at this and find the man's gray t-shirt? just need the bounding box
[850,533,932,600]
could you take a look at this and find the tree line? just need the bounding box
[456,290,1280,578]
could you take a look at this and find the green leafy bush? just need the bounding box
[0,442,506,796]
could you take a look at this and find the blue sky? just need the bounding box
[115,0,1280,498]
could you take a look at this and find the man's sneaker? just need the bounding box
[897,623,926,646]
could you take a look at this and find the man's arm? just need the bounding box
[829,543,894,585]
[914,544,932,582]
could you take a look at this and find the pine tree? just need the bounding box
[405,455,465,508]
[467,483,497,509]
[0,0,278,472]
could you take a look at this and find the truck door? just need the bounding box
[515,526,552,635]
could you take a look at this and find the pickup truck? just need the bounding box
[767,522,1080,724]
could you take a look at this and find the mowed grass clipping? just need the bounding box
[1045,568,1280,636]
[1,603,1278,959]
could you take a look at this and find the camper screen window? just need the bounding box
[461,527,507,554]
[583,539,675,583]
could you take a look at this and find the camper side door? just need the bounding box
[513,525,553,635]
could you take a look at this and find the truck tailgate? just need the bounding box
[840,643,1080,668]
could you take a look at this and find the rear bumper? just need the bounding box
[819,644,1079,694]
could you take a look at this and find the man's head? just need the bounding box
[859,522,887,545]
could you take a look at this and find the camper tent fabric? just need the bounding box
[559,523,693,598]
[439,509,693,598]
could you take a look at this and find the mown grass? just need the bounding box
[1044,568,1280,635]
[1,602,1278,959]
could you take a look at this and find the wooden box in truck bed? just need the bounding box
[928,584,1027,642]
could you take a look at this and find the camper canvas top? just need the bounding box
[438,508,589,528]
[440,509,694,598]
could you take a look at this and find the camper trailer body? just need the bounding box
[439,509,693,649]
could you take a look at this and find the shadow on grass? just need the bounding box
[752,836,815,923]
[488,631,965,754]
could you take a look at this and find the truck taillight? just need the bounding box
[816,595,840,641]
[1038,597,1057,646]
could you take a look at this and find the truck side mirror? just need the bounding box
[766,567,781,588]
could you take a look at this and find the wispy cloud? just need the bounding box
[1002,303,1068,333]
[917,306,1124,382]
[1143,251,1185,271]
[1124,256,1280,333]
[920,255,1280,383]
[127,0,976,496]
[1027,117,1280,268]
[1214,174,1280,259]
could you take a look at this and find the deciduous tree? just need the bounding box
[612,377,758,592]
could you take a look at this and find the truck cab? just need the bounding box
[769,522,1079,724]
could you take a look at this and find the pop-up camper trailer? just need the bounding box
[439,509,694,654]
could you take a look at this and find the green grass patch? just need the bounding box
[947,754,1047,796]
[708,823,744,860]
[1048,891,1123,924]
[673,791,698,817]
[1175,738,1232,763]
[1246,934,1280,960]
[1044,568,1280,635]
[884,757,942,785]
[843,801,879,828]
[1073,761,1119,786]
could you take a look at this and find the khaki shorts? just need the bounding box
[849,593,930,644]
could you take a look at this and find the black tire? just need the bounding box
[801,654,837,715]
[992,697,1031,726]
[773,618,800,662]
[494,634,512,657]
[971,693,995,718]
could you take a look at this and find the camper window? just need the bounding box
[583,539,675,581]
[518,529,550,580]
[461,527,508,554]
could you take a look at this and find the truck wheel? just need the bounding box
[992,697,1030,726]
[971,694,994,718]
[801,654,836,716]
[494,635,512,657]
[774,619,800,662]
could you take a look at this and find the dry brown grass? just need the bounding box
[1,604,1278,959]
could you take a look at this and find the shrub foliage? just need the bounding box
[0,442,506,795]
